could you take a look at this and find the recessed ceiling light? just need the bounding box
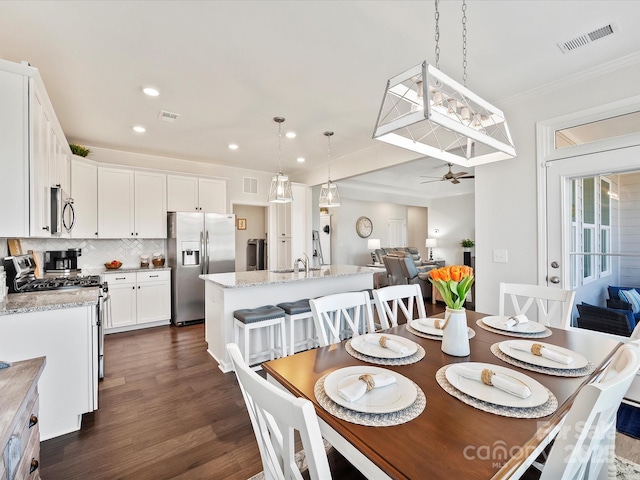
[285,131,296,139]
[228,144,239,150]
[142,86,160,97]
[296,157,305,163]
[133,125,146,133]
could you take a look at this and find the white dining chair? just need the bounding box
[499,282,576,329]
[373,284,427,329]
[530,340,640,480]
[310,291,375,347]
[226,343,333,480]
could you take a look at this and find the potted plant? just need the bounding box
[460,239,474,267]
[460,239,475,251]
[69,143,90,157]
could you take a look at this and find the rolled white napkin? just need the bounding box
[455,365,532,399]
[363,334,409,355]
[504,314,529,328]
[416,318,445,330]
[510,342,574,365]
[337,373,397,402]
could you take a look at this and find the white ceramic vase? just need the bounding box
[441,307,470,357]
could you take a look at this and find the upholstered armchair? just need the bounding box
[383,254,433,299]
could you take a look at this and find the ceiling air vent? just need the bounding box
[558,22,618,54]
[158,110,180,123]
[243,177,258,195]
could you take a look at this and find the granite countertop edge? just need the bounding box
[100,266,171,274]
[200,265,378,289]
[0,287,101,316]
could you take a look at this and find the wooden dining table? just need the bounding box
[263,310,622,480]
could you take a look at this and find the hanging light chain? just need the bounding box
[434,0,440,69]
[324,131,334,182]
[462,0,468,86]
[274,117,284,173]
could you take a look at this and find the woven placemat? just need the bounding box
[435,365,558,419]
[345,339,426,366]
[490,343,596,377]
[314,373,426,426]
[406,323,476,341]
[475,319,552,338]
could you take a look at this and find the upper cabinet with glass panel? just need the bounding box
[555,111,640,149]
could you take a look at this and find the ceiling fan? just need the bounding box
[420,163,475,185]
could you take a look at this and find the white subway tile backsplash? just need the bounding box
[1,238,166,275]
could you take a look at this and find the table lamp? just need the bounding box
[367,238,381,264]
[425,238,437,261]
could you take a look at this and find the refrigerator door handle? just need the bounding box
[200,230,205,275]
[205,230,210,274]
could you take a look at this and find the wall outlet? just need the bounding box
[493,249,508,263]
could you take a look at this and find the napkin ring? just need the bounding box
[434,319,443,329]
[531,343,543,356]
[509,316,521,325]
[358,374,375,392]
[378,336,388,348]
[480,369,494,386]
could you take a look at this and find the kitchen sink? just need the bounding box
[271,267,321,273]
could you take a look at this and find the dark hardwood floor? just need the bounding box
[40,301,447,480]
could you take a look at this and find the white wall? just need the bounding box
[329,198,409,266]
[426,193,475,266]
[619,172,640,286]
[476,60,640,316]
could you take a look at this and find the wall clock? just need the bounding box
[356,216,373,238]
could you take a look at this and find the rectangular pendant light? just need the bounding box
[268,172,293,203]
[373,62,516,168]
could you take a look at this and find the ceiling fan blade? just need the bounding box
[458,175,475,179]
[452,171,469,178]
[420,179,442,184]
[451,178,461,185]
[419,175,443,179]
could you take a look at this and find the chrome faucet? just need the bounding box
[293,253,310,273]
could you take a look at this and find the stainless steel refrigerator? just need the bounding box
[167,212,236,325]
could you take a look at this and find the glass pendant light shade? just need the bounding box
[318,131,341,208]
[269,172,293,203]
[318,180,341,208]
[268,117,293,203]
[373,62,516,168]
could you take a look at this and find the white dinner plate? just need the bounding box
[481,315,548,334]
[498,340,589,370]
[445,362,549,408]
[409,319,474,338]
[323,366,418,414]
[350,334,418,359]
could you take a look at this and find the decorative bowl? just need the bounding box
[105,261,122,270]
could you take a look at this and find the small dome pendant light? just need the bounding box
[268,117,293,203]
[318,131,341,208]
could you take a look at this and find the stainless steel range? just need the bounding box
[3,253,110,379]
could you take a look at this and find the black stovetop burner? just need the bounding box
[18,275,103,293]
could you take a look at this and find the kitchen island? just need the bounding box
[200,265,376,372]
[0,289,100,440]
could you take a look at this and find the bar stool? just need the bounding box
[233,305,287,370]
[277,299,317,355]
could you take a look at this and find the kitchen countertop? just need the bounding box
[199,264,377,289]
[100,266,171,274]
[0,287,101,316]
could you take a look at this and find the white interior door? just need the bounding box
[545,145,640,289]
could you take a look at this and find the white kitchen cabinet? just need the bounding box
[276,238,292,270]
[136,270,171,324]
[276,202,292,237]
[70,156,98,238]
[105,272,137,329]
[134,171,167,238]
[97,167,167,238]
[0,60,72,238]
[167,174,226,213]
[0,304,96,441]
[103,270,171,333]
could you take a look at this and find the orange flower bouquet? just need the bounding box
[428,265,474,310]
